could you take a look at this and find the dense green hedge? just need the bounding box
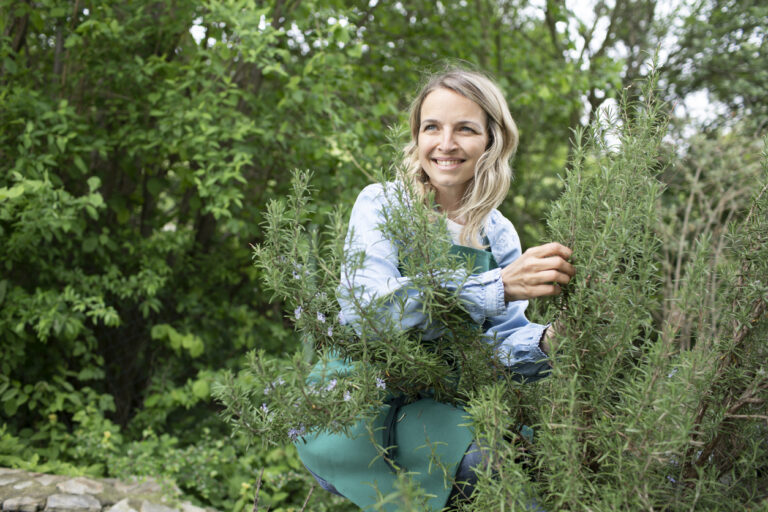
[2,1,766,510]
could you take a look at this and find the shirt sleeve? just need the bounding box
[337,184,507,340]
[484,210,551,381]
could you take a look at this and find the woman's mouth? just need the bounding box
[432,159,465,169]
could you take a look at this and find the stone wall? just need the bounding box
[0,468,216,512]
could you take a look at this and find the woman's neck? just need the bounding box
[435,189,465,222]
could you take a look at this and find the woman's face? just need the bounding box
[417,87,489,203]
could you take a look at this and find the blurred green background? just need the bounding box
[1,0,765,510]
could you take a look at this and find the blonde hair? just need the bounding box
[402,68,519,248]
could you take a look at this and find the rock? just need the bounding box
[0,476,21,487]
[179,502,205,512]
[55,479,103,496]
[139,501,176,512]
[33,476,62,488]
[45,494,101,512]
[113,481,161,496]
[0,468,215,512]
[2,496,45,512]
[105,499,138,512]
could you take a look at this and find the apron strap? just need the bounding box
[382,394,408,473]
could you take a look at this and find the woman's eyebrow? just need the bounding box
[421,119,483,129]
[458,120,483,129]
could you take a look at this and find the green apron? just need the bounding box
[296,244,498,511]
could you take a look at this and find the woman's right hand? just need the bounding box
[500,242,575,302]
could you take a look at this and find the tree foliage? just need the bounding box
[1,0,766,510]
[664,0,768,129]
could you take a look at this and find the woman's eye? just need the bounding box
[423,124,437,131]
[459,126,477,133]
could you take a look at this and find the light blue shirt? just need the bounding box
[337,183,550,381]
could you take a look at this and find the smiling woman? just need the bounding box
[294,68,574,511]
[417,88,489,214]
[403,70,519,250]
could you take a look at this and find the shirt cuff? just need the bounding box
[529,340,548,362]
[523,322,548,362]
[472,267,505,318]
[497,322,549,366]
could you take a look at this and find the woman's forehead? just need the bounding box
[420,88,486,124]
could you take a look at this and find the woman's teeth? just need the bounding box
[434,160,462,168]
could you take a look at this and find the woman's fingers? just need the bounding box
[535,256,576,277]
[536,283,562,296]
[525,242,573,260]
[519,283,562,298]
[501,242,575,301]
[542,269,572,285]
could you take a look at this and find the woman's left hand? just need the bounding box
[499,242,575,302]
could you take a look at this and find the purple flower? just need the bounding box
[327,326,333,337]
[343,390,352,402]
[260,403,269,414]
[292,271,300,280]
[294,306,302,320]
[263,378,285,395]
[287,425,306,441]
[317,312,326,323]
[325,379,337,392]
[376,377,386,390]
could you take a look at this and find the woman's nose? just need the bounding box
[438,129,457,151]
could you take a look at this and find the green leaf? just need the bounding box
[74,155,88,174]
[82,237,98,253]
[3,400,18,416]
[192,379,209,399]
[150,324,169,340]
[347,44,363,59]
[147,177,163,196]
[270,491,288,503]
[87,176,101,192]
[0,185,24,201]
[168,328,182,350]
[181,334,204,358]
[77,366,104,381]
[1,387,18,402]
[64,34,81,49]
[3,57,18,75]
[286,76,301,90]
[144,393,161,408]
